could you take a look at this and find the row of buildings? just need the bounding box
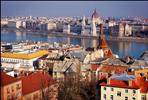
[1,20,57,32]
[1,9,148,37]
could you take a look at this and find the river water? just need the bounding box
[1,32,148,59]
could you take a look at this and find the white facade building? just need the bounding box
[16,20,22,29]
[100,74,148,100]
[81,16,86,35]
[7,21,16,28]
[63,24,70,34]
[91,18,97,36]
[47,22,56,31]
[1,50,49,67]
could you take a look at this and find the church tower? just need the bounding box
[91,9,102,36]
[81,16,86,35]
[91,18,97,36]
[97,24,113,58]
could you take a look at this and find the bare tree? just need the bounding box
[57,61,96,100]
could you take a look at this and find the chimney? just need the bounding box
[26,72,29,76]
[107,78,111,85]
[128,80,133,87]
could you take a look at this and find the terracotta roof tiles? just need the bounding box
[0,71,20,86]
[100,76,148,93]
[20,72,54,95]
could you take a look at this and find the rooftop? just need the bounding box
[91,9,99,19]
[1,50,49,59]
[0,71,20,87]
[100,76,148,93]
[20,71,54,95]
[100,64,128,74]
[110,73,135,81]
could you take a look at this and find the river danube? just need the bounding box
[1,32,148,59]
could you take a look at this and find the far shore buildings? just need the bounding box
[1,19,57,32]
[81,9,103,36]
[110,22,132,37]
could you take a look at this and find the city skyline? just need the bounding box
[1,1,148,18]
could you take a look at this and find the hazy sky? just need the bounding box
[1,1,148,18]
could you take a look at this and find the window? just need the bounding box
[7,88,10,93]
[11,86,14,92]
[125,97,128,100]
[104,87,106,90]
[140,73,144,76]
[132,97,136,100]
[16,84,20,90]
[110,95,113,100]
[7,95,11,100]
[16,92,21,97]
[141,96,146,100]
[103,94,106,99]
[133,90,136,94]
[33,93,38,99]
[125,89,128,93]
[26,96,31,100]
[54,72,57,76]
[111,88,114,91]
[117,91,121,96]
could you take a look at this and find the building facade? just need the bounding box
[100,75,148,100]
[1,50,49,67]
[1,72,22,100]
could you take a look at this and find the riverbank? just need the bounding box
[1,28,148,43]
[106,36,148,43]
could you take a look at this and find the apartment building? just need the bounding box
[100,74,148,100]
[1,72,22,100]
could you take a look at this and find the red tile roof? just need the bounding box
[100,76,148,93]
[98,37,108,49]
[91,64,100,71]
[100,64,127,74]
[100,74,108,80]
[97,35,113,58]
[20,72,54,95]
[0,71,20,86]
[104,49,113,58]
[100,79,138,88]
[135,77,148,93]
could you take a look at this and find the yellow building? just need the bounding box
[1,50,49,67]
[135,69,148,79]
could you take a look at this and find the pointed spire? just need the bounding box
[97,24,108,49]
[91,8,99,19]
[97,24,113,58]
